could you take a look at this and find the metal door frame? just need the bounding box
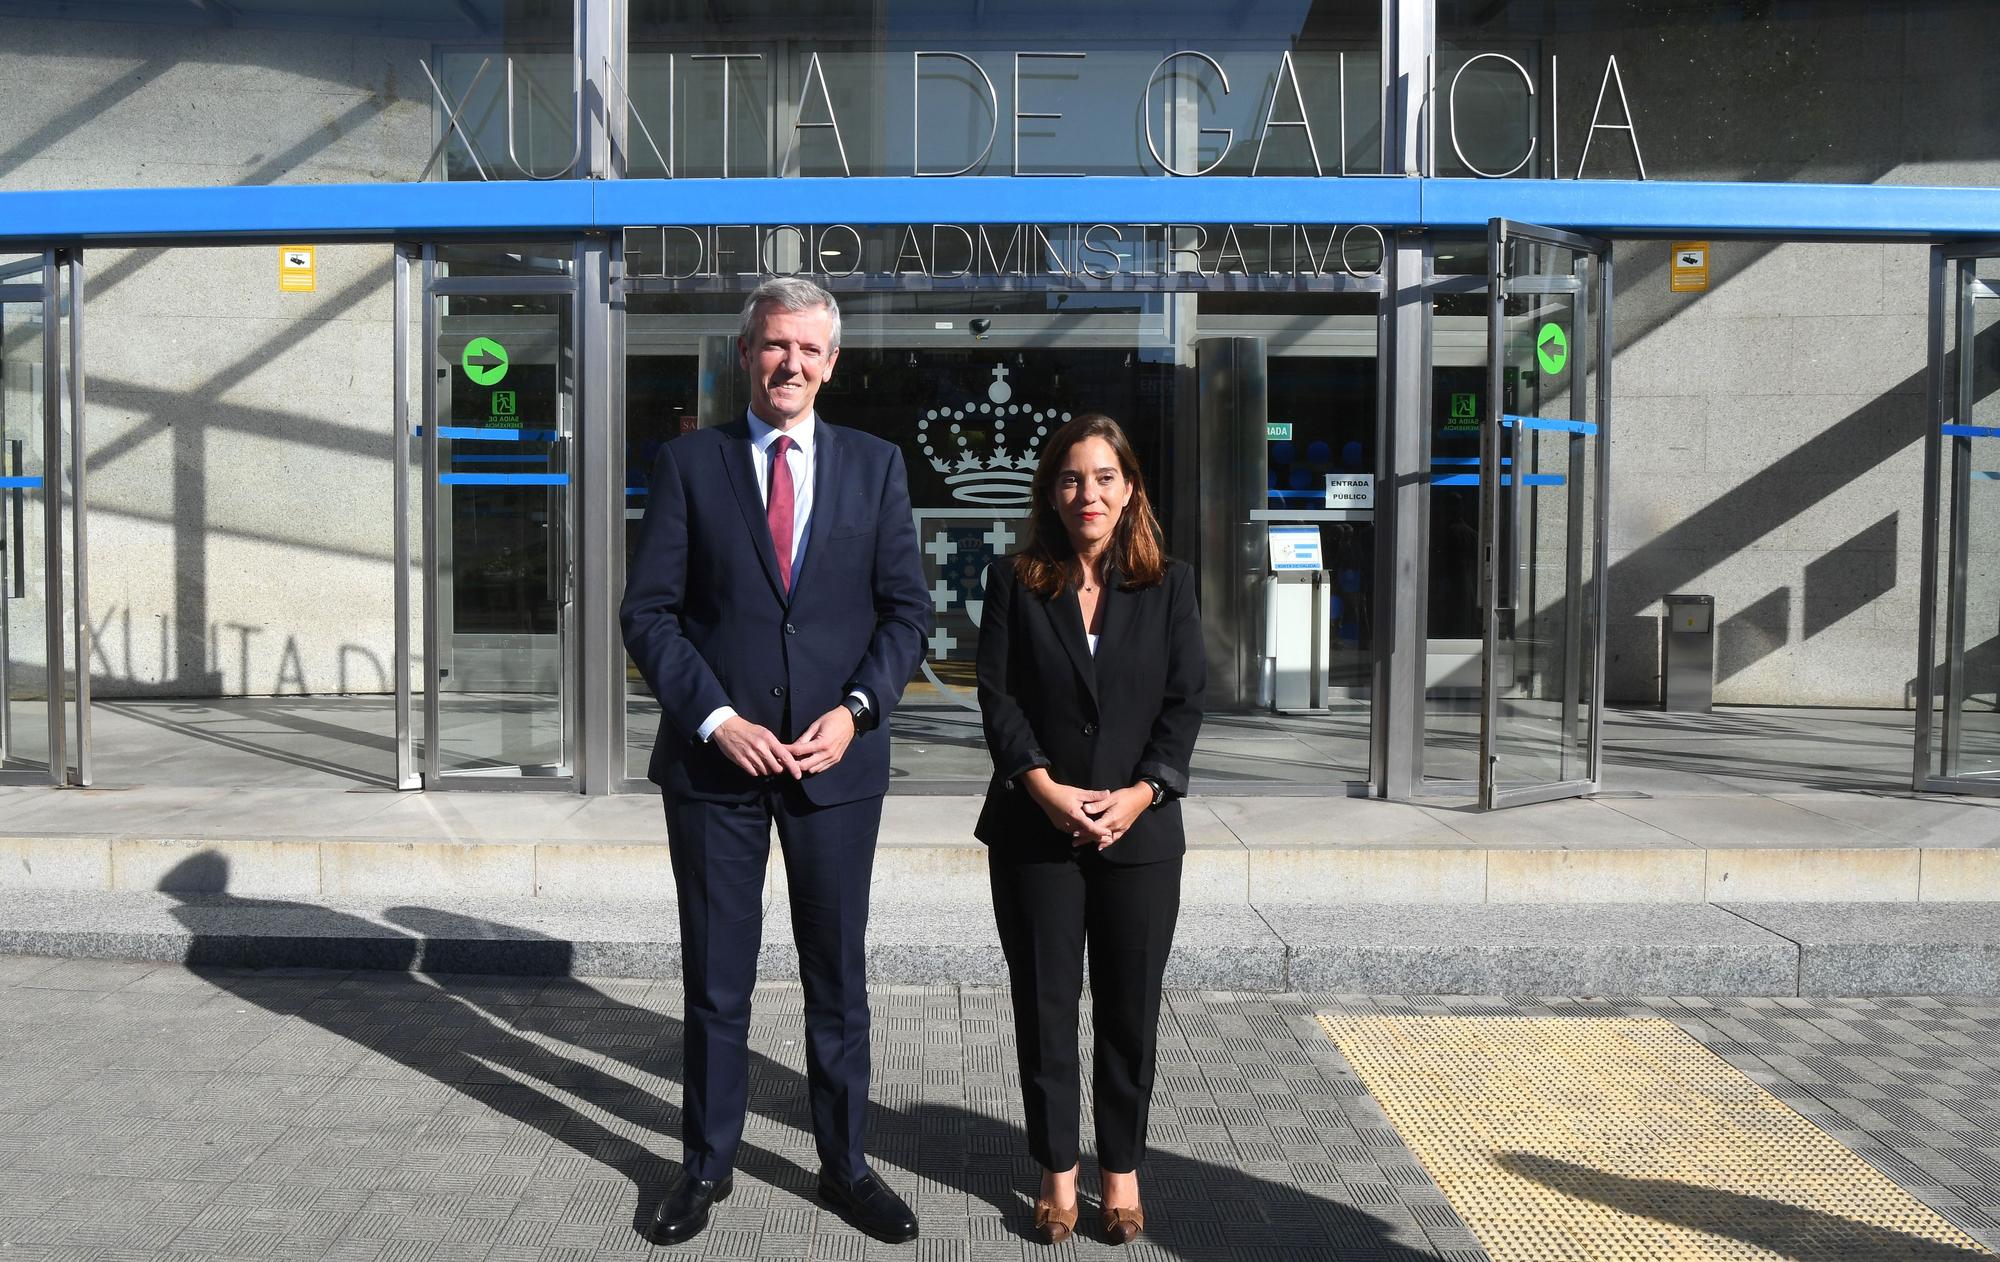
[1478,218,1610,811]
[0,247,87,788]
[399,242,583,791]
[1914,238,2000,796]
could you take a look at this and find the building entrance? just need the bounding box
[1475,220,1611,809]
[0,249,87,787]
[616,286,1385,792]
[398,243,580,789]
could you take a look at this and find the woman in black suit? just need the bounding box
[975,413,1205,1246]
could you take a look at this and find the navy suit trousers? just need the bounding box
[666,783,881,1183]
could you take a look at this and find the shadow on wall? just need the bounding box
[1717,587,1791,685]
[155,851,1441,1258]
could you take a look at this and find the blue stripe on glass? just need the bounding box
[454,454,546,465]
[1943,424,2000,438]
[0,475,41,489]
[626,487,648,497]
[1431,457,1511,466]
[1504,415,1598,436]
[1431,473,1565,487]
[434,426,560,442]
[1973,472,2000,481]
[440,473,569,486]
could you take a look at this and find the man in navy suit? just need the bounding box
[620,277,930,1245]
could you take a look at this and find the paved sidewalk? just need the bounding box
[4,957,2000,1260]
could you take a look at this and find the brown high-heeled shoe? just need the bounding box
[1101,1203,1144,1245]
[1033,1196,1078,1244]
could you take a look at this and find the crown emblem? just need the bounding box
[918,365,1067,505]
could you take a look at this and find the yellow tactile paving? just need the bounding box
[1317,1015,1993,1261]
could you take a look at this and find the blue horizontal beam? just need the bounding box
[1423,178,2000,238]
[0,181,595,242]
[1,176,1998,243]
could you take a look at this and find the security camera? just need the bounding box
[969,318,991,339]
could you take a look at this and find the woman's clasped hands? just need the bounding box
[1021,768,1152,850]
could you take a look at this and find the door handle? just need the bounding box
[6,439,23,600]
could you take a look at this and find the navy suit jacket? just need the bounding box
[619,419,932,805]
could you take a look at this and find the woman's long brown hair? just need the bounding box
[1013,413,1166,597]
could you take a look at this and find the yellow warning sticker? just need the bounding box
[1671,241,1710,293]
[279,245,316,293]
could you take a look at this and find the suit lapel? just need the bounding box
[719,421,785,601]
[785,422,842,606]
[1045,584,1100,709]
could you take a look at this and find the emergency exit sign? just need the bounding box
[1267,422,1292,441]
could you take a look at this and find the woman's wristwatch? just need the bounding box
[1140,777,1166,808]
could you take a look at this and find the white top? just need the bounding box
[1087,633,1099,656]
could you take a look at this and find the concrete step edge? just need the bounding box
[5,834,1995,903]
[4,891,1999,996]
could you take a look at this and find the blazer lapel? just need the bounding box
[719,422,785,601]
[785,422,842,606]
[1045,585,1100,709]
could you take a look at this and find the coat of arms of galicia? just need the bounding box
[915,364,1066,708]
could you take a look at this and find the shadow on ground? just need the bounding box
[159,852,1438,1258]
[1498,1153,1991,1261]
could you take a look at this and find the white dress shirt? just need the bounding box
[696,410,869,742]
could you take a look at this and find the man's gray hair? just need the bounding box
[738,276,842,351]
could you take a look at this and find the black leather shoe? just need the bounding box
[817,1166,918,1243]
[649,1170,732,1244]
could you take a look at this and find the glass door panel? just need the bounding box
[1479,220,1610,810]
[423,276,576,784]
[1918,246,2000,794]
[0,285,52,778]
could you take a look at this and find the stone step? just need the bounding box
[6,832,1997,904]
[3,889,1996,996]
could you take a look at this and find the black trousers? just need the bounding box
[989,846,1182,1174]
[666,784,881,1183]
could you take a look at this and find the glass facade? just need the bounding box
[0,2,576,190]
[614,263,1384,790]
[0,0,1995,799]
[1435,0,1999,184]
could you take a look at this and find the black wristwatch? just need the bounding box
[840,694,871,731]
[1141,777,1166,808]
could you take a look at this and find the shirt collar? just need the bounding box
[746,408,816,458]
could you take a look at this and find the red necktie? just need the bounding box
[767,434,796,592]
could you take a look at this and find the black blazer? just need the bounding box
[619,420,931,806]
[974,556,1205,865]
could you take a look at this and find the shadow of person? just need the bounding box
[155,853,812,1239]
[382,909,1443,1258]
[157,855,1453,1256]
[1497,1153,1993,1260]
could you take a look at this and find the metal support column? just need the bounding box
[392,245,417,789]
[1376,232,1431,800]
[579,0,619,793]
[64,250,88,786]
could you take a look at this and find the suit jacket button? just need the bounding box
[1082,722,1097,736]
[784,622,798,635]
[771,686,786,697]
